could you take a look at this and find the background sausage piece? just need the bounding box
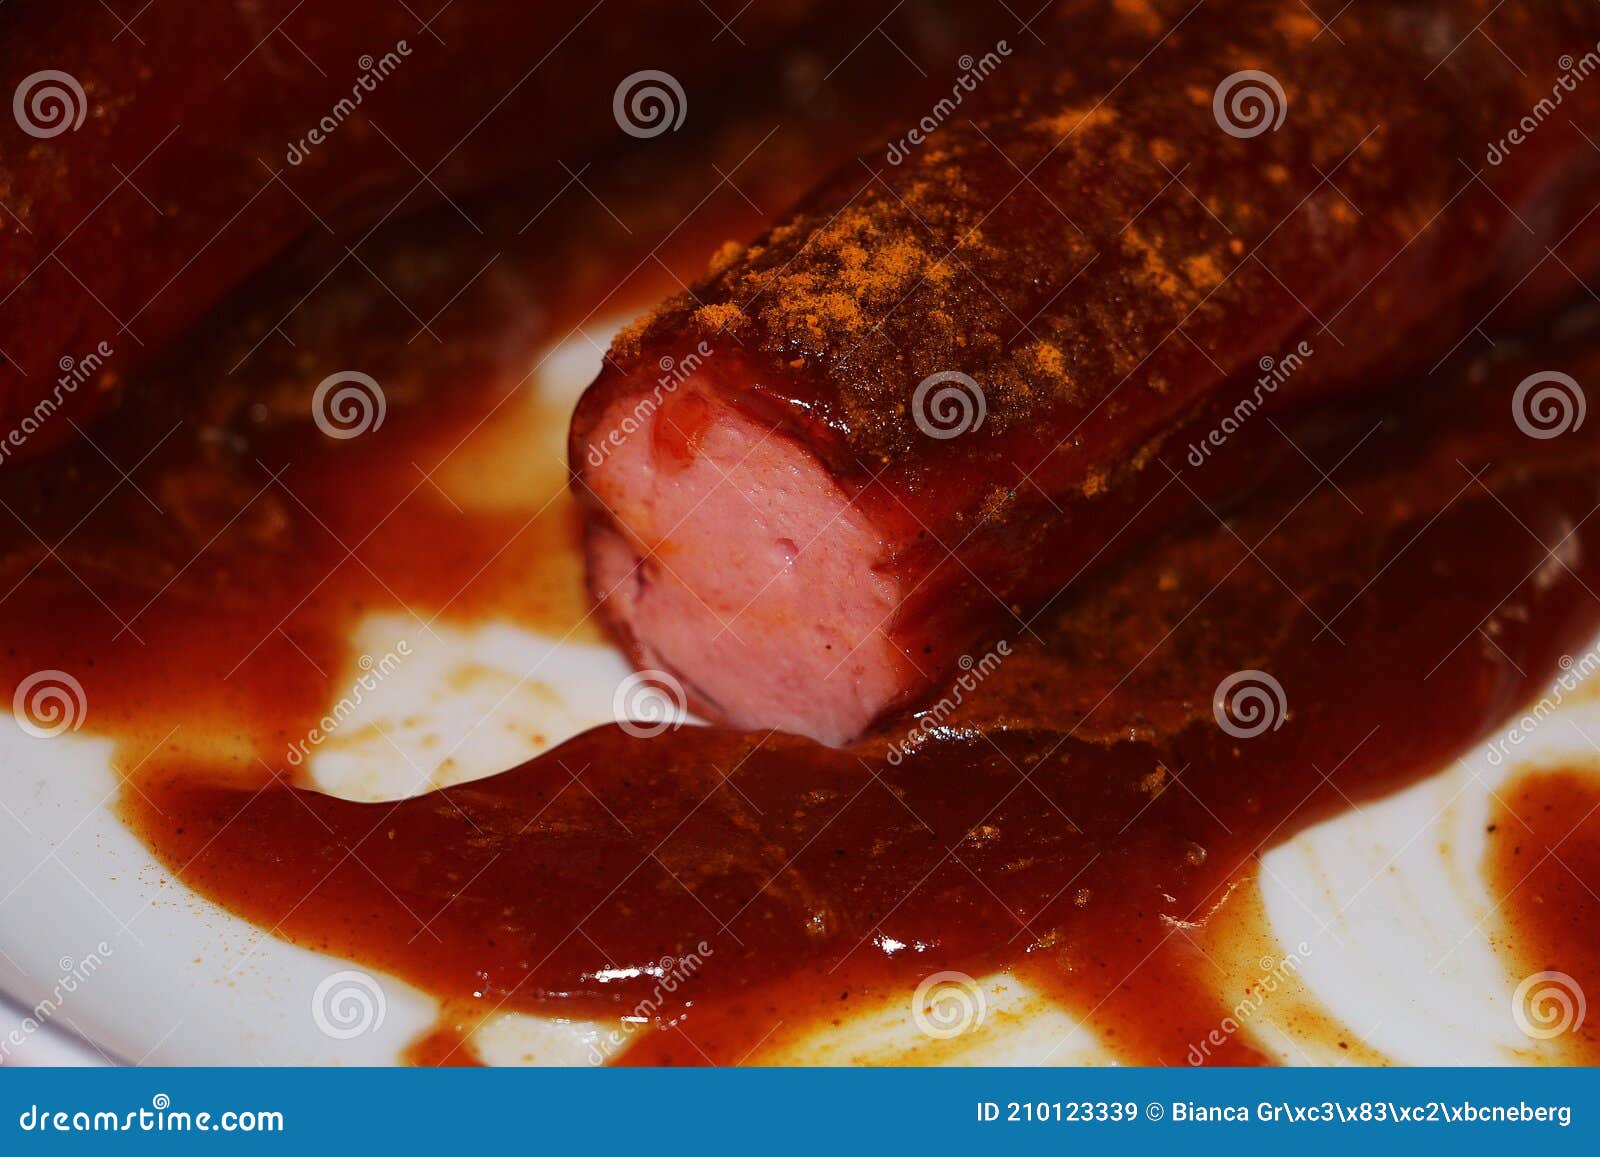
[0,0,863,456]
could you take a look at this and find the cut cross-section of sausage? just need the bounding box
[580,365,908,745]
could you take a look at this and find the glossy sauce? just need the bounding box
[3,159,1600,1066]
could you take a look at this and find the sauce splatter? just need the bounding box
[1487,767,1600,1063]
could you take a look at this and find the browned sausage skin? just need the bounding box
[572,0,1600,743]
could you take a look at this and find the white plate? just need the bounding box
[0,323,1593,1067]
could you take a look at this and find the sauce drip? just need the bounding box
[3,158,1599,1066]
[1487,767,1600,1063]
